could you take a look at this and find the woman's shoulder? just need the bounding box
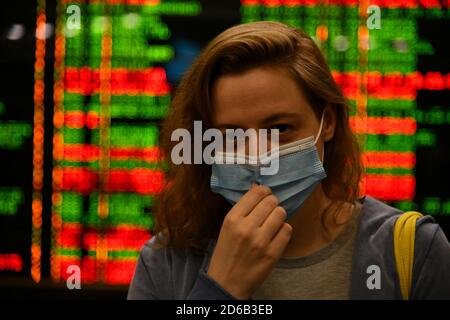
[351,195,450,299]
[128,234,210,299]
[358,195,441,244]
[139,233,207,271]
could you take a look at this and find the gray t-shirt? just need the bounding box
[252,200,363,300]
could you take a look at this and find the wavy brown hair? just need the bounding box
[153,21,363,251]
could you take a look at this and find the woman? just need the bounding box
[128,21,450,299]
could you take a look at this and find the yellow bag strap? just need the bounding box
[393,211,423,300]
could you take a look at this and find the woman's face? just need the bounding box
[211,65,329,156]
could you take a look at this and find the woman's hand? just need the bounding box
[206,184,293,299]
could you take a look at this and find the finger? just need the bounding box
[246,194,279,227]
[258,206,288,244]
[266,223,293,259]
[228,184,272,218]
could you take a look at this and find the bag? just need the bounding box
[393,211,423,300]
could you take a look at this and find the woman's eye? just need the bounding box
[271,124,289,133]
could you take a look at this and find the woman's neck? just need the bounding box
[282,184,353,258]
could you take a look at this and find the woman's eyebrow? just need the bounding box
[262,112,300,124]
[215,112,300,129]
[215,124,241,130]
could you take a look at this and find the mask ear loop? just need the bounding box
[314,113,325,163]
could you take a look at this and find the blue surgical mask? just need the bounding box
[210,113,327,220]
